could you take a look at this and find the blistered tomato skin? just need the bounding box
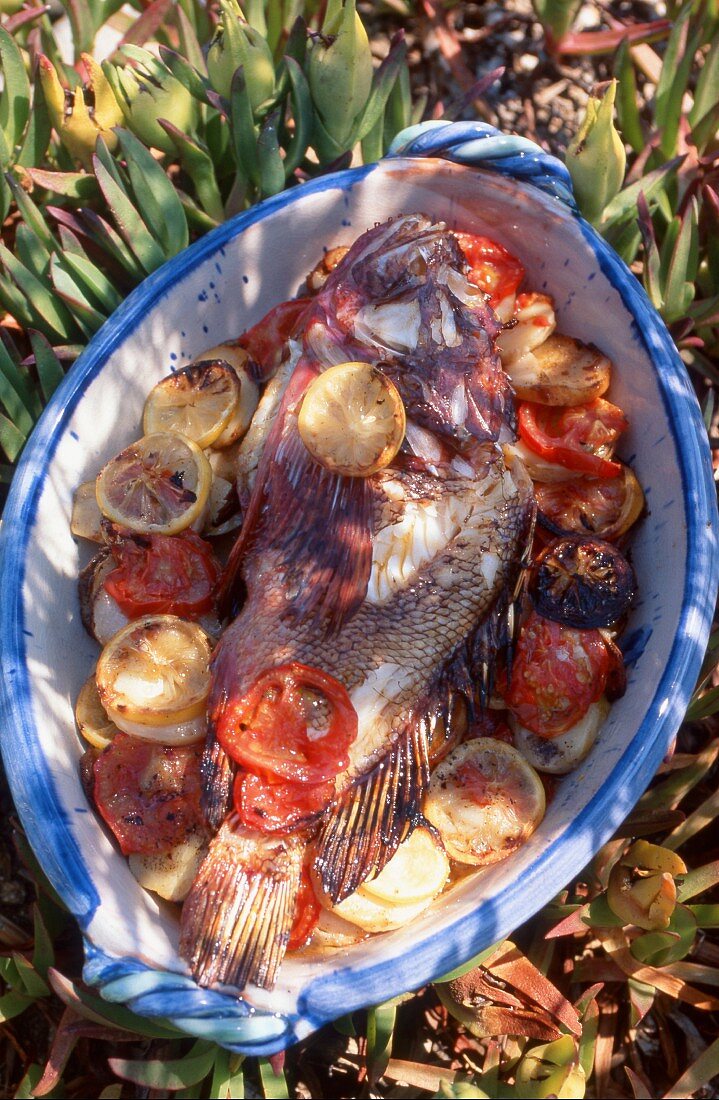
[529,536,636,629]
[505,610,611,738]
[535,467,645,542]
[104,529,222,619]
[518,399,628,478]
[93,735,205,856]
[216,663,358,786]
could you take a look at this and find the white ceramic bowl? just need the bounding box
[2,125,717,1054]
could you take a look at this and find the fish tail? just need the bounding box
[179,817,303,991]
[314,724,429,903]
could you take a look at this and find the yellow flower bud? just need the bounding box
[566,80,626,225]
[38,54,122,168]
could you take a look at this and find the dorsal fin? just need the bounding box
[313,723,429,903]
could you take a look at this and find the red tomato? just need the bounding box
[454,232,525,306]
[518,399,628,478]
[288,867,321,951]
[238,299,311,378]
[505,611,611,737]
[93,734,204,855]
[216,663,358,785]
[104,530,221,618]
[233,769,335,833]
[535,468,644,542]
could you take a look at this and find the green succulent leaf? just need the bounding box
[31,904,55,979]
[283,56,313,177]
[14,224,51,281]
[0,411,27,462]
[51,255,108,335]
[210,1050,245,1099]
[661,198,699,322]
[258,109,286,197]
[17,69,52,170]
[27,167,100,201]
[59,248,123,313]
[614,40,644,154]
[158,46,212,103]
[366,1002,396,1085]
[29,329,66,401]
[176,3,207,73]
[158,121,223,224]
[0,336,39,425]
[354,32,408,145]
[630,903,698,966]
[66,0,96,57]
[109,1040,217,1090]
[115,127,189,255]
[654,6,701,159]
[92,156,166,274]
[6,172,55,252]
[0,989,35,1022]
[0,243,77,342]
[11,951,50,998]
[0,24,30,153]
[230,67,260,188]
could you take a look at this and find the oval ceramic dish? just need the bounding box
[2,123,718,1054]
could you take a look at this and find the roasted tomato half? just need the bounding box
[518,398,628,478]
[535,466,645,541]
[216,662,358,785]
[505,610,611,738]
[454,232,525,306]
[529,536,636,629]
[93,734,204,855]
[233,770,336,833]
[104,529,221,619]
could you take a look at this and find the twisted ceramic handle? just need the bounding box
[388,121,576,209]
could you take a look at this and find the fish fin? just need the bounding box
[271,430,373,631]
[200,729,235,833]
[218,360,373,629]
[314,724,430,903]
[180,818,303,991]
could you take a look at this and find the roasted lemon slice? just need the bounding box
[298,362,406,477]
[96,615,211,742]
[424,739,545,866]
[143,361,241,449]
[96,432,212,535]
[75,672,119,750]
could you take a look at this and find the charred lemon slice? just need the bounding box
[143,361,241,449]
[96,615,211,742]
[96,432,212,535]
[75,673,119,750]
[424,739,545,866]
[298,362,406,477]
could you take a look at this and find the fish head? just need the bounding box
[312,213,515,448]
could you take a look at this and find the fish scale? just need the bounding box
[180,213,535,992]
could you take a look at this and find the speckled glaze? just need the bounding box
[1,123,717,1054]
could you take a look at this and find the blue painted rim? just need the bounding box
[1,134,717,1053]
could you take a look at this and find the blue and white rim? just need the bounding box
[1,123,717,1054]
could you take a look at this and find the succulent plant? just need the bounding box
[0,0,414,491]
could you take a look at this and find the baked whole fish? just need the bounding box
[179,214,535,991]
